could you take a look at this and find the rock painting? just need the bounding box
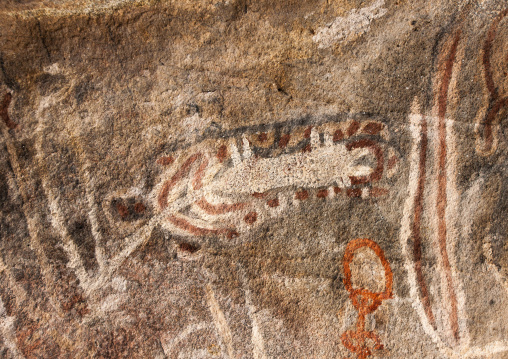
[312,0,388,49]
[1,1,507,357]
[483,234,508,295]
[341,238,393,359]
[154,118,399,238]
[102,187,152,237]
[475,9,508,156]
[1,93,17,129]
[400,6,508,358]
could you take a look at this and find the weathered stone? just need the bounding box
[0,0,507,358]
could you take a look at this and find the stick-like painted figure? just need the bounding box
[341,238,393,359]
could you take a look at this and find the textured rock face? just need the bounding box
[0,0,507,358]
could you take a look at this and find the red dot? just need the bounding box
[333,129,344,142]
[227,230,239,239]
[304,126,312,138]
[347,188,362,198]
[244,211,258,224]
[347,121,360,137]
[279,134,290,148]
[134,202,146,213]
[267,198,279,207]
[116,203,129,218]
[179,242,199,253]
[317,189,328,198]
[295,190,309,200]
[217,145,228,162]
[362,122,383,135]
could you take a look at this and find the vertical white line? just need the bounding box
[0,296,26,359]
[399,99,445,349]
[237,264,268,359]
[245,288,268,359]
[205,283,235,359]
[444,118,470,349]
[483,236,508,293]
[444,40,470,349]
[426,110,450,339]
[242,135,252,160]
[81,158,107,273]
[33,131,92,290]
[1,126,60,311]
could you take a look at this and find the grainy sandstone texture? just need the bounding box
[0,0,507,358]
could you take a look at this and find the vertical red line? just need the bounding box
[437,30,461,341]
[482,9,508,101]
[1,93,17,129]
[412,117,436,328]
[480,9,508,153]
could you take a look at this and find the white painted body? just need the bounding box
[153,125,393,237]
[207,141,372,196]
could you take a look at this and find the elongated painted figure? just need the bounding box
[152,118,399,237]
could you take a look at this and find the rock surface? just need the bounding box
[0,0,507,358]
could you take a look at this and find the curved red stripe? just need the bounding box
[196,197,247,215]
